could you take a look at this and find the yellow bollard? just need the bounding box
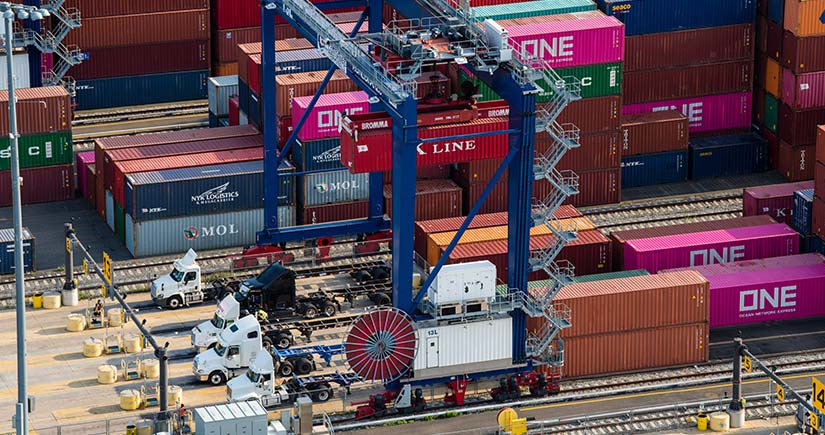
[31,293,42,309]
[697,413,708,431]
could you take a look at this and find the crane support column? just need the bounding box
[391,100,418,314]
[262,3,280,232]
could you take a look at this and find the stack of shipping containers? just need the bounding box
[0,87,74,206]
[619,111,689,188]
[812,126,825,245]
[65,0,210,109]
[599,0,766,180]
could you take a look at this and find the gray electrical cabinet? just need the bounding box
[194,401,268,435]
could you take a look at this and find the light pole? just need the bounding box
[1,3,50,434]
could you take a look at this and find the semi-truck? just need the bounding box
[192,315,263,385]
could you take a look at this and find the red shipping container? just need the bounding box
[818,125,825,163]
[624,24,753,72]
[276,71,359,117]
[816,162,825,199]
[69,40,210,80]
[623,60,753,105]
[546,131,621,171]
[814,196,825,239]
[557,96,621,134]
[382,165,451,184]
[0,87,71,137]
[229,97,240,126]
[765,128,781,168]
[779,103,825,146]
[63,0,208,17]
[0,164,73,206]
[777,142,815,181]
[753,88,766,126]
[301,200,369,225]
[782,30,825,74]
[757,15,768,54]
[461,180,509,214]
[620,111,689,156]
[64,10,209,49]
[214,28,262,64]
[212,0,259,30]
[782,68,825,110]
[537,167,620,207]
[743,180,815,224]
[384,179,462,221]
[767,19,784,61]
[342,118,511,173]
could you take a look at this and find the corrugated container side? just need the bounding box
[0,132,72,170]
[610,215,777,270]
[0,164,74,206]
[743,180,815,224]
[470,0,595,20]
[814,197,825,240]
[384,179,463,221]
[63,0,208,17]
[545,131,621,171]
[784,0,825,37]
[381,165,451,184]
[64,10,209,48]
[85,164,96,206]
[125,208,296,258]
[595,0,755,35]
[412,316,512,371]
[620,150,688,188]
[765,57,782,98]
[70,40,209,80]
[623,92,753,133]
[767,19,784,60]
[818,125,825,163]
[300,200,369,225]
[208,76,239,118]
[794,189,815,235]
[0,227,35,274]
[624,223,800,273]
[557,96,621,133]
[75,70,209,110]
[624,24,754,71]
[300,170,370,206]
[292,138,345,172]
[779,104,825,147]
[782,68,825,109]
[623,60,753,105]
[777,141,815,181]
[765,92,779,132]
[620,111,689,156]
[0,87,71,137]
[552,167,621,207]
[571,269,649,283]
[76,151,94,198]
[549,323,708,378]
[688,133,768,179]
[816,163,825,203]
[293,91,370,141]
[275,71,360,117]
[800,235,825,254]
[782,30,825,74]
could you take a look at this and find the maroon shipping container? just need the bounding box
[549,131,621,171]
[212,0,259,30]
[537,167,621,207]
[757,16,768,54]
[460,180,509,214]
[767,20,784,60]
[743,180,815,224]
[64,10,209,49]
[624,24,753,72]
[0,164,73,206]
[782,30,825,74]
[557,96,621,134]
[620,111,689,156]
[779,103,825,146]
[623,60,753,105]
[609,215,778,271]
[85,164,96,206]
[819,126,825,164]
[63,0,208,17]
[382,165,451,184]
[384,179,462,221]
[0,87,71,137]
[814,196,825,239]
[816,162,825,199]
[765,129,781,168]
[300,200,369,225]
[753,88,766,126]
[777,142,815,181]
[69,40,209,80]
[214,28,261,64]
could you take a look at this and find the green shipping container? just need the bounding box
[115,202,126,243]
[460,62,623,103]
[764,92,778,133]
[471,0,596,21]
[0,131,72,171]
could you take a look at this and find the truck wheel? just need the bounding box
[275,333,292,350]
[262,336,273,349]
[322,303,336,317]
[167,296,183,310]
[313,387,332,402]
[279,361,294,377]
[303,306,318,318]
[375,293,391,306]
[208,371,227,386]
[294,358,312,375]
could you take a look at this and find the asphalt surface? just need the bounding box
[710,318,825,360]
[622,171,786,201]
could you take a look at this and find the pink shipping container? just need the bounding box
[624,223,800,273]
[502,15,625,69]
[781,68,825,109]
[622,92,753,133]
[743,180,814,224]
[292,91,370,141]
[75,151,95,199]
[683,255,825,327]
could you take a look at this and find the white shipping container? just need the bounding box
[0,53,31,90]
[428,261,497,305]
[208,75,239,117]
[413,315,512,371]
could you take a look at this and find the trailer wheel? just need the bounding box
[313,386,332,402]
[167,296,183,310]
[303,305,318,318]
[322,303,336,317]
[208,371,227,386]
[375,293,391,306]
[279,361,294,377]
[262,337,273,349]
[275,333,292,350]
[294,357,313,375]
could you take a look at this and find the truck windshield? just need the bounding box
[170,268,184,282]
[210,314,225,329]
[246,370,261,383]
[214,343,227,357]
[257,265,283,284]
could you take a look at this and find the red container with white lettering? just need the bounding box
[743,181,814,224]
[341,118,510,173]
[622,92,752,133]
[292,91,370,141]
[624,223,799,274]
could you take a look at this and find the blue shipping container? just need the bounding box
[293,138,345,172]
[274,49,332,76]
[794,188,814,235]
[239,79,250,115]
[767,0,783,24]
[0,227,34,274]
[801,235,825,255]
[621,150,688,188]
[595,0,756,36]
[688,133,768,179]
[75,70,209,110]
[125,160,295,222]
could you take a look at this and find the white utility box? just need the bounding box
[427,261,496,305]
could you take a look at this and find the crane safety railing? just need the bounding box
[534,122,581,175]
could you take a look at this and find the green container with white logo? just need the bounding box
[0,131,72,171]
[459,62,623,103]
[764,92,779,133]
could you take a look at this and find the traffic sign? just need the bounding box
[776,384,785,402]
[743,356,753,373]
[510,417,527,435]
[100,284,106,299]
[65,237,70,253]
[811,412,819,430]
[102,252,112,284]
[813,377,825,414]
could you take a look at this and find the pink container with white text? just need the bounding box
[292,91,370,141]
[622,92,752,133]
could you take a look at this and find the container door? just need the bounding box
[426,336,439,368]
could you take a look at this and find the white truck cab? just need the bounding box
[192,315,263,385]
[151,249,203,309]
[191,295,241,352]
[226,351,287,407]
